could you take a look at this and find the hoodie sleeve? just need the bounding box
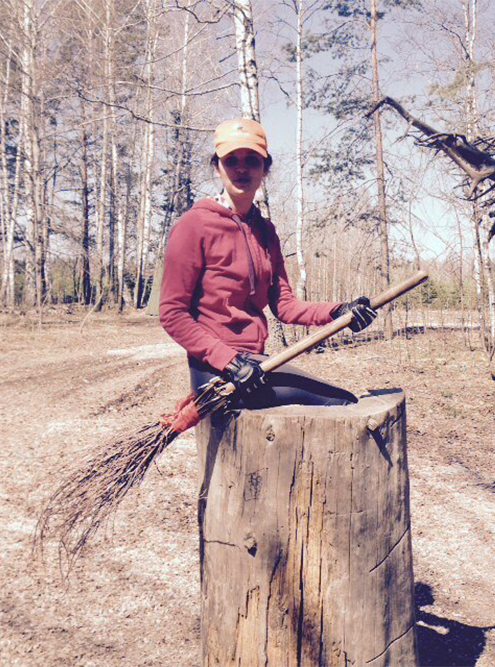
[159,215,238,371]
[267,224,343,325]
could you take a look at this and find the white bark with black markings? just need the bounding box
[232,0,271,218]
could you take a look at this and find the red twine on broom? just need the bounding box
[160,392,201,433]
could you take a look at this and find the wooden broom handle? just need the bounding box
[260,270,428,374]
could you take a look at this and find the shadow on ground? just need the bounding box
[416,583,494,667]
[307,326,427,353]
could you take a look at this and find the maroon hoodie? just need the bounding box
[159,199,342,371]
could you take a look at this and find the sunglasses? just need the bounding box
[223,154,264,169]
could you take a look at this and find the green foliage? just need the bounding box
[50,259,78,304]
[418,279,439,305]
[280,1,374,187]
[407,276,474,309]
[383,0,422,9]
[305,0,422,188]
[14,261,25,305]
[429,61,488,102]
[323,0,375,20]
[327,0,421,17]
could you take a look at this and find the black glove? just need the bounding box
[334,296,377,333]
[223,353,267,396]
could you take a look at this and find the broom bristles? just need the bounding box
[34,379,231,571]
[34,421,176,572]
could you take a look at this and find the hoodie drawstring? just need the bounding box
[232,214,256,296]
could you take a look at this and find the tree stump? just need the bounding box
[195,390,418,666]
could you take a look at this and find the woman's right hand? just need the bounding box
[223,353,267,396]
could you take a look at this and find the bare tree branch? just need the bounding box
[369,96,495,199]
[75,87,214,131]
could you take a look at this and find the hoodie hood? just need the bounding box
[191,198,266,224]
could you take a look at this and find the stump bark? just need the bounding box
[195,390,418,666]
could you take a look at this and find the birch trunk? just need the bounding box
[80,117,92,305]
[0,53,9,291]
[233,0,260,118]
[0,39,16,306]
[19,0,47,311]
[463,0,494,352]
[6,112,22,306]
[232,0,270,217]
[295,0,306,300]
[110,133,122,309]
[35,65,48,307]
[148,7,195,316]
[117,163,131,313]
[20,0,36,307]
[95,113,108,309]
[111,13,133,314]
[94,2,113,309]
[107,34,119,306]
[135,0,157,309]
[480,216,495,350]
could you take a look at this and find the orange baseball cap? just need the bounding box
[214,118,268,158]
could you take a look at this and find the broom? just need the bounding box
[34,270,427,567]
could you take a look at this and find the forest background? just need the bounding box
[1,3,495,666]
[0,0,494,359]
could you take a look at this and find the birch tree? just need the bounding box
[15,0,59,311]
[463,0,495,353]
[0,37,20,307]
[79,107,92,305]
[162,7,193,248]
[232,0,271,216]
[19,0,37,307]
[277,0,374,305]
[134,0,159,309]
[94,1,112,309]
[232,0,261,119]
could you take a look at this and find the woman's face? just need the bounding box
[215,148,266,201]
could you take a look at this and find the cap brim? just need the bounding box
[216,141,268,159]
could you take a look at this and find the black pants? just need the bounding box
[188,354,357,409]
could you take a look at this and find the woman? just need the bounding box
[159,118,376,409]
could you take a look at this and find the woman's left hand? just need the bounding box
[333,297,378,332]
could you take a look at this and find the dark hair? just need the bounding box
[210,152,273,174]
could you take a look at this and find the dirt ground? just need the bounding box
[1,310,494,667]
